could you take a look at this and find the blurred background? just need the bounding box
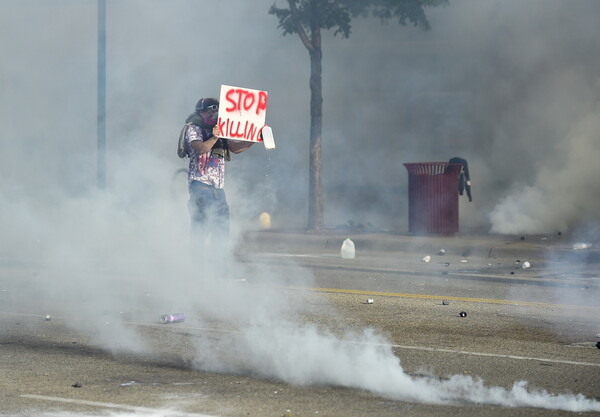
[1,0,599,236]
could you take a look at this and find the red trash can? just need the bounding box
[403,162,462,235]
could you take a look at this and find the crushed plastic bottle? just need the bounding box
[522,261,531,269]
[341,238,355,259]
[160,313,185,324]
[573,243,592,250]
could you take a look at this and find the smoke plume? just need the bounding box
[1,0,599,414]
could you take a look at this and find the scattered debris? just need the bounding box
[161,313,185,324]
[71,382,82,388]
[510,271,515,275]
[596,342,600,350]
[120,381,137,387]
[340,238,356,259]
[44,315,51,321]
[438,249,446,255]
[442,300,449,305]
[573,243,592,250]
[365,299,374,304]
[444,262,450,267]
[459,311,467,317]
[422,255,431,263]
[522,261,531,269]
[282,411,293,417]
[441,270,448,275]
[460,259,468,263]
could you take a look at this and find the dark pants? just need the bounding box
[188,181,230,254]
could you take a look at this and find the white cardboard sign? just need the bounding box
[218,84,268,144]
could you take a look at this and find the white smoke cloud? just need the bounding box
[490,107,600,234]
[1,0,599,414]
[185,320,600,412]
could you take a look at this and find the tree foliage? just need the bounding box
[270,0,446,40]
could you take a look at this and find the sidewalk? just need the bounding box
[240,229,594,260]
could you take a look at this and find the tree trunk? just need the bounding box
[307,24,323,231]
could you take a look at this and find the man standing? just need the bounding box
[181,97,254,251]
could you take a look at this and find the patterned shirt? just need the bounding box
[186,124,225,189]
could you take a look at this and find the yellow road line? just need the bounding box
[300,287,600,310]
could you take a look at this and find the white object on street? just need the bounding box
[366,299,374,304]
[261,125,275,149]
[341,238,355,259]
[522,261,531,269]
[439,249,446,255]
[573,243,592,250]
[422,255,431,263]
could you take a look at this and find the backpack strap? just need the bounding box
[178,123,230,161]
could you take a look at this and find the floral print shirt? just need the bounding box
[186,124,225,189]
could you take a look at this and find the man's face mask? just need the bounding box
[202,107,218,126]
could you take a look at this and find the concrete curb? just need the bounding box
[240,230,591,260]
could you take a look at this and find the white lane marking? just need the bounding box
[8,314,600,369]
[20,394,217,417]
[386,343,600,367]
[143,324,600,368]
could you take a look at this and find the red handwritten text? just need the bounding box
[225,88,268,116]
[218,118,260,142]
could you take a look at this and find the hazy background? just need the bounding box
[1,1,599,411]
[1,0,599,236]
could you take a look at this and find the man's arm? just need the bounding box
[189,125,219,154]
[227,140,254,154]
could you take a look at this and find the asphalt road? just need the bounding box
[1,231,599,416]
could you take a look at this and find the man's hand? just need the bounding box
[212,126,221,139]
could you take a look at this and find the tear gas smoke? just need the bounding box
[226,323,600,411]
[1,0,599,414]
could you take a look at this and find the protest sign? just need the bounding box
[218,85,268,143]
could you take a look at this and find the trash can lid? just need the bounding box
[404,162,462,175]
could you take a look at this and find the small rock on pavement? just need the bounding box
[459,311,467,317]
[71,382,82,388]
[596,341,600,349]
[442,300,449,305]
[422,255,431,263]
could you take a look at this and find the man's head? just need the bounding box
[195,98,219,127]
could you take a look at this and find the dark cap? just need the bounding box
[195,98,219,112]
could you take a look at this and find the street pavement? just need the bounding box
[0,230,599,416]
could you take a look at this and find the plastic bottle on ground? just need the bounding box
[341,238,355,259]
